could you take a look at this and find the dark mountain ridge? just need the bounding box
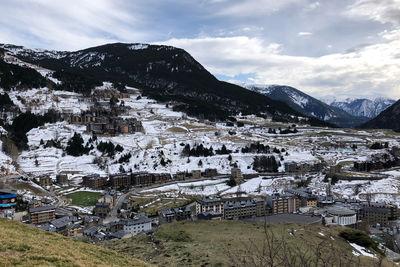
[0,42,332,126]
[360,99,400,132]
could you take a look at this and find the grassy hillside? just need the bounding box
[0,219,149,267]
[103,220,391,267]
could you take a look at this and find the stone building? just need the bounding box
[110,173,131,189]
[39,176,52,187]
[266,193,300,214]
[29,205,56,225]
[56,174,68,185]
[82,174,107,189]
[191,170,202,179]
[94,202,111,218]
[196,197,224,214]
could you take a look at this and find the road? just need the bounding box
[103,191,131,224]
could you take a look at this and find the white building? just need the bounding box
[324,206,357,226]
[123,214,152,235]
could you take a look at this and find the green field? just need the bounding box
[67,191,102,206]
[103,220,390,267]
[0,219,149,267]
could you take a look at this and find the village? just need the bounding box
[1,73,400,259]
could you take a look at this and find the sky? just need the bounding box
[0,0,399,100]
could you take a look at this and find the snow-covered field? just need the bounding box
[11,84,400,206]
[1,58,399,206]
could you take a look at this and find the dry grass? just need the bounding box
[129,196,193,217]
[166,127,188,133]
[103,220,392,267]
[10,182,48,196]
[0,219,150,267]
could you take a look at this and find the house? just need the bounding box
[110,173,131,189]
[191,170,202,179]
[131,172,153,187]
[29,205,56,225]
[107,230,131,240]
[39,176,52,187]
[159,206,192,223]
[50,216,78,234]
[81,215,102,227]
[152,173,171,184]
[82,174,107,189]
[266,193,300,214]
[121,199,134,210]
[224,199,264,219]
[98,194,114,209]
[82,225,103,239]
[69,114,83,124]
[56,174,68,185]
[317,195,335,207]
[94,202,111,218]
[122,214,152,236]
[174,172,187,181]
[360,202,398,226]
[287,188,318,207]
[285,162,323,173]
[66,224,84,237]
[85,116,144,135]
[196,197,224,214]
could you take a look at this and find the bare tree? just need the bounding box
[225,222,376,267]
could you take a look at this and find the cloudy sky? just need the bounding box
[1,0,399,99]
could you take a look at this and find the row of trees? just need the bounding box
[97,141,124,157]
[181,143,233,157]
[241,142,284,154]
[253,156,279,172]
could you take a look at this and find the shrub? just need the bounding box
[66,133,90,156]
[339,230,381,254]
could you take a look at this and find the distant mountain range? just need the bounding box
[360,99,400,132]
[240,83,397,128]
[321,97,396,119]
[0,43,331,127]
[239,83,370,128]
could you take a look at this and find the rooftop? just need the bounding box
[326,206,356,216]
[29,205,56,213]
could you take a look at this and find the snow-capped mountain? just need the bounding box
[322,97,396,118]
[239,83,368,128]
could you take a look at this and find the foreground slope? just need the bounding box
[360,99,400,132]
[0,219,149,267]
[103,220,388,267]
